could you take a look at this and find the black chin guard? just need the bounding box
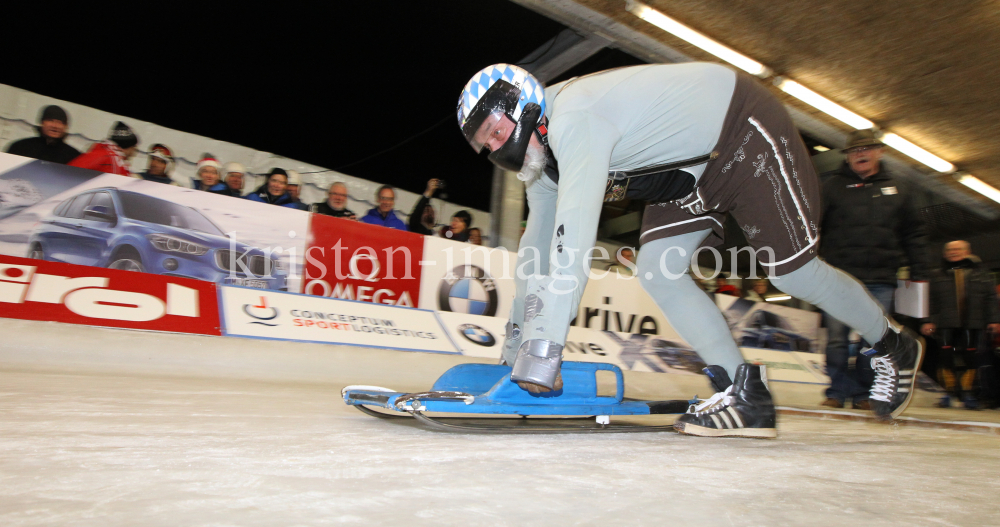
[488,103,541,172]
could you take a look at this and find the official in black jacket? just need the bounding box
[921,241,1000,408]
[818,129,931,409]
[4,105,80,164]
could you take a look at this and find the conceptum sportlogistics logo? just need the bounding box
[457,323,496,347]
[243,296,279,326]
[438,265,498,316]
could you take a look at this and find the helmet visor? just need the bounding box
[468,112,504,154]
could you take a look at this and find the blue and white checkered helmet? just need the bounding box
[457,63,546,146]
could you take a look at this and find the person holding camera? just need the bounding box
[408,178,443,235]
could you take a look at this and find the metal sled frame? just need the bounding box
[342,362,688,434]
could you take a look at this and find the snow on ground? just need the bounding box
[2,367,999,527]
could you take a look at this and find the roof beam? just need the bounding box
[518,28,610,83]
[509,0,998,219]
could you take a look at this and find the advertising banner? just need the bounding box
[302,213,424,307]
[219,286,458,353]
[0,153,310,293]
[717,295,821,352]
[739,347,827,384]
[418,236,516,317]
[0,253,220,335]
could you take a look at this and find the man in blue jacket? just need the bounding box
[360,185,407,231]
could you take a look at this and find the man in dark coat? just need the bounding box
[818,129,931,409]
[313,182,356,219]
[921,240,1000,409]
[5,105,80,164]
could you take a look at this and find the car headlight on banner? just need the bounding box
[146,234,209,256]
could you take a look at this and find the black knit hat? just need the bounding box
[39,105,68,125]
[108,121,138,149]
[267,168,288,179]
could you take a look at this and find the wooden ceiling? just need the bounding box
[526,0,1000,210]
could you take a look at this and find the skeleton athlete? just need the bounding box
[456,63,923,437]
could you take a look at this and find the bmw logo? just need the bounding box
[457,324,496,347]
[438,265,498,316]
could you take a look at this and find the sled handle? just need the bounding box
[591,363,625,402]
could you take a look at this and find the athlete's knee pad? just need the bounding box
[510,338,563,388]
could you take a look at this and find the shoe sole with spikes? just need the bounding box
[674,421,777,439]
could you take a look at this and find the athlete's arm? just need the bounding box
[500,174,558,365]
[521,111,621,348]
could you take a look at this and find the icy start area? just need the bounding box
[2,368,999,527]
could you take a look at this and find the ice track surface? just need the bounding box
[2,319,999,526]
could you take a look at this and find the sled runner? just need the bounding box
[342,361,689,434]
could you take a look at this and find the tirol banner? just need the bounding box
[0,253,220,335]
[0,152,309,293]
[301,213,424,307]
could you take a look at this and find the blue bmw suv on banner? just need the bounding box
[28,188,287,290]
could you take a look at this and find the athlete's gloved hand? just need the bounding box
[511,338,564,391]
[516,369,564,393]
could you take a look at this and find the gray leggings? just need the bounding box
[637,229,888,379]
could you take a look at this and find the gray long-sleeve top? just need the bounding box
[508,63,737,356]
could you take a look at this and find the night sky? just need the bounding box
[2,3,576,211]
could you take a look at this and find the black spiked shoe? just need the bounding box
[862,322,925,421]
[674,363,777,439]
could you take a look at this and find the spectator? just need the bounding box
[246,168,298,208]
[714,276,740,297]
[223,162,246,196]
[5,105,80,164]
[744,279,769,302]
[408,178,441,235]
[191,154,230,195]
[314,182,357,219]
[818,129,930,410]
[68,121,138,176]
[360,185,407,230]
[441,210,472,241]
[921,240,1000,409]
[285,170,309,210]
[138,144,176,185]
[468,228,483,246]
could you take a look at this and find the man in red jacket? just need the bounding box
[68,121,139,176]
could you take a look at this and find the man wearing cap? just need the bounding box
[818,129,931,410]
[6,105,80,164]
[192,154,230,195]
[223,162,247,196]
[68,121,138,176]
[285,170,309,210]
[138,144,177,185]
